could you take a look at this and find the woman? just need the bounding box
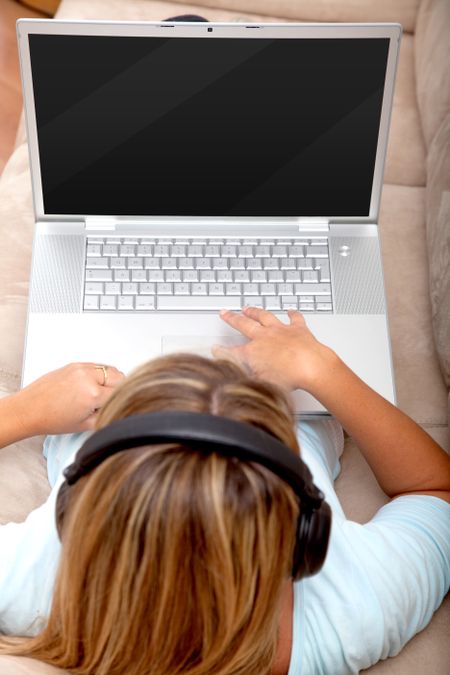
[0,307,449,675]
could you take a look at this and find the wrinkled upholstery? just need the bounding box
[0,1,448,673]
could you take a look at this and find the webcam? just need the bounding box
[207,27,213,32]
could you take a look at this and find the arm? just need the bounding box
[214,308,450,503]
[0,363,124,449]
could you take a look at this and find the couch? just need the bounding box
[0,0,449,673]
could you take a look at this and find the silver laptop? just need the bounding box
[17,19,400,415]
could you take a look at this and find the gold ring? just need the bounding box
[95,364,108,386]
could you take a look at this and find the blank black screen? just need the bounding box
[29,34,389,216]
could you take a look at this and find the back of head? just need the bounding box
[1,355,300,675]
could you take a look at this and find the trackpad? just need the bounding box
[162,335,246,358]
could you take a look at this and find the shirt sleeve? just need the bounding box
[352,495,450,662]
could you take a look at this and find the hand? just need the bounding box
[213,307,337,392]
[11,363,125,436]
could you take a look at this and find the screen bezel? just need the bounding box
[17,19,401,225]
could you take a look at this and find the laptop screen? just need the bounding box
[29,34,389,217]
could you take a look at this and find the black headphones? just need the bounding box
[57,411,331,580]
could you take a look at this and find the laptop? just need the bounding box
[17,19,400,415]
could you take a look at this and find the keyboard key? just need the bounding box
[225,283,242,295]
[144,258,161,269]
[303,270,320,283]
[286,271,301,282]
[260,283,276,295]
[148,271,164,282]
[157,283,172,295]
[154,245,170,257]
[309,238,328,246]
[86,257,109,269]
[234,271,250,282]
[157,296,242,311]
[114,270,130,282]
[161,258,177,270]
[268,271,284,282]
[209,283,225,295]
[316,303,333,311]
[255,246,270,258]
[179,258,195,269]
[86,244,102,257]
[229,259,245,270]
[128,257,143,269]
[244,296,264,308]
[280,259,296,270]
[103,244,119,256]
[251,271,267,282]
[246,259,262,270]
[174,283,190,295]
[139,283,156,294]
[212,258,229,270]
[131,270,147,282]
[192,283,208,295]
[200,271,215,282]
[278,283,294,295]
[306,245,328,258]
[183,270,199,282]
[120,245,136,257]
[100,295,116,310]
[135,296,156,310]
[317,261,331,282]
[217,270,233,282]
[83,295,99,310]
[295,283,331,295]
[85,282,103,294]
[299,303,315,311]
[195,258,212,270]
[282,297,299,310]
[110,257,126,269]
[238,246,253,258]
[264,296,281,310]
[243,283,259,296]
[205,245,221,257]
[86,270,112,281]
[188,245,203,257]
[166,270,182,282]
[171,245,186,257]
[263,259,280,270]
[118,295,134,310]
[122,283,138,295]
[221,245,236,257]
[137,244,153,256]
[105,282,121,295]
[288,246,305,258]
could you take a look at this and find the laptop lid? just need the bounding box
[17,20,401,225]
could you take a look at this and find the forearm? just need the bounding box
[0,393,35,449]
[307,352,450,501]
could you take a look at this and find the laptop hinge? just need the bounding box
[85,217,116,231]
[297,219,329,232]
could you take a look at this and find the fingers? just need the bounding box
[287,309,306,326]
[242,306,281,327]
[219,309,262,338]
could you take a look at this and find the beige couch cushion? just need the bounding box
[426,112,450,386]
[167,0,421,32]
[415,0,450,148]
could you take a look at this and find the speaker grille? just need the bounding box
[30,234,84,313]
[330,236,385,314]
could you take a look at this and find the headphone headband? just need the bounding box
[64,411,323,506]
[60,410,331,579]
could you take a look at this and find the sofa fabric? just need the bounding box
[0,1,448,674]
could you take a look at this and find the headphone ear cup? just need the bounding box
[292,501,332,580]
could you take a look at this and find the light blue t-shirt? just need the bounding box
[0,421,449,675]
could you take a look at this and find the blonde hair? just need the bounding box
[0,355,300,675]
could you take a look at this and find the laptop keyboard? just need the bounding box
[83,237,332,313]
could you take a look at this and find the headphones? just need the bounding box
[57,411,331,580]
